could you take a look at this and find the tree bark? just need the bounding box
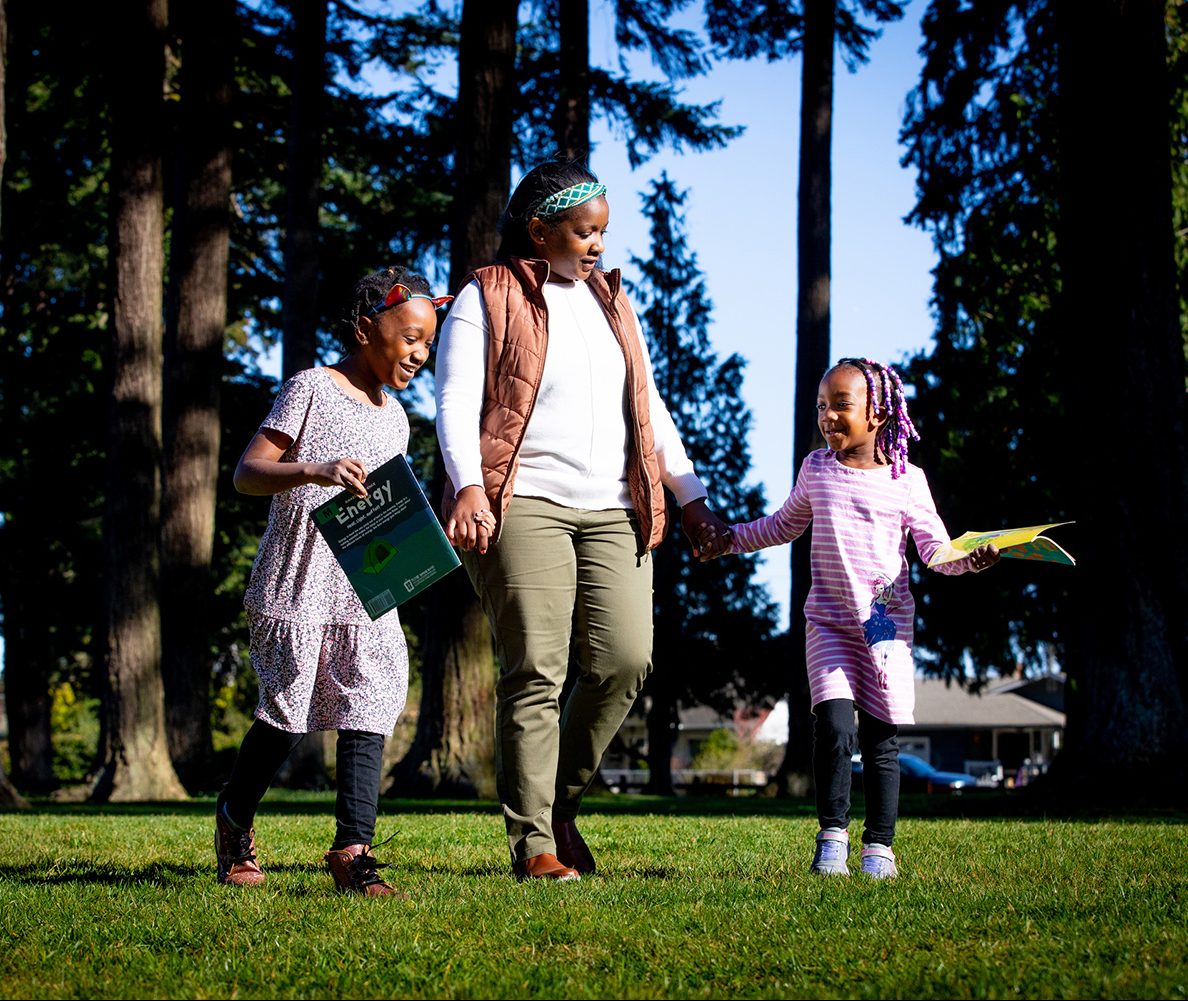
[93,0,186,803]
[389,0,516,799]
[161,0,234,792]
[554,0,590,161]
[1050,0,1188,805]
[281,0,326,380]
[776,0,834,798]
[0,0,28,808]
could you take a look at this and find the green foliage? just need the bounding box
[704,0,907,69]
[0,802,1185,999]
[627,173,780,712]
[515,1,742,167]
[899,0,1187,684]
[47,684,100,784]
[690,727,742,768]
[898,0,1071,682]
[1170,0,1188,367]
[0,5,111,713]
[690,728,784,773]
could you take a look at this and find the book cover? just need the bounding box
[927,521,1076,568]
[310,454,461,620]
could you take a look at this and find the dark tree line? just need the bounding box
[901,0,1188,803]
[2,0,1184,807]
[0,0,761,800]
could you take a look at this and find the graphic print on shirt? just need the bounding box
[861,573,899,690]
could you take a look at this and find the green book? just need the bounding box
[310,454,460,620]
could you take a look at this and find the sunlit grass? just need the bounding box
[1,794,1184,999]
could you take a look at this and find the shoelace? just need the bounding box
[226,828,257,865]
[218,804,258,865]
[347,851,390,890]
[817,840,846,860]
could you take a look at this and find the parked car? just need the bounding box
[851,752,983,794]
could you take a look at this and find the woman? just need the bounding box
[436,161,729,880]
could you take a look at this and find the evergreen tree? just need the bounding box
[626,173,780,793]
[0,0,29,809]
[899,0,1065,681]
[704,0,906,795]
[389,0,517,799]
[516,0,738,167]
[161,0,236,792]
[900,0,1188,803]
[96,0,186,803]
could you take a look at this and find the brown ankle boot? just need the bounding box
[215,798,265,887]
[324,843,405,898]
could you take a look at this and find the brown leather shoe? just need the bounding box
[512,852,581,882]
[552,819,596,875]
[324,843,406,898]
[215,798,265,887]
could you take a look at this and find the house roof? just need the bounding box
[910,677,1066,729]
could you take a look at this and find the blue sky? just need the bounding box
[581,5,938,626]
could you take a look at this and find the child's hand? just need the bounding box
[970,544,1000,572]
[681,498,732,561]
[309,458,370,498]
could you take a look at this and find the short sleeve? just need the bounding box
[260,370,315,443]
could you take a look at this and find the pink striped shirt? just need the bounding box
[729,449,974,724]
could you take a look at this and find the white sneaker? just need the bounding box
[809,828,850,876]
[860,843,897,879]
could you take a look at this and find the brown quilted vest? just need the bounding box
[454,257,668,553]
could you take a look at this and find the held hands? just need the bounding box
[969,544,1000,572]
[445,484,497,555]
[682,498,733,562]
[309,458,370,499]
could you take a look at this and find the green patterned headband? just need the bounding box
[533,181,607,218]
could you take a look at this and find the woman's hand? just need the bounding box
[445,484,496,554]
[969,544,1000,572]
[681,498,733,561]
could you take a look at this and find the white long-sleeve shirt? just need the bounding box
[435,276,707,511]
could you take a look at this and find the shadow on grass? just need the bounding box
[5,785,1186,823]
[0,858,332,887]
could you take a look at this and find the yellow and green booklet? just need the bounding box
[926,521,1076,568]
[310,454,460,620]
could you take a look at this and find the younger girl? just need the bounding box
[701,358,998,878]
[215,266,457,897]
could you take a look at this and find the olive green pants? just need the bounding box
[462,496,654,864]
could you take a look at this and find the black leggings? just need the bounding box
[813,698,900,847]
[221,719,386,850]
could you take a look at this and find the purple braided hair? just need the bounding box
[834,358,920,478]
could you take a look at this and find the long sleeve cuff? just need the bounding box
[668,472,708,509]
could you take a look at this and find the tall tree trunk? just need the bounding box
[642,671,679,795]
[1051,0,1188,805]
[776,0,835,798]
[270,0,330,787]
[93,0,186,803]
[161,0,234,792]
[0,0,29,808]
[389,0,517,798]
[281,0,326,380]
[554,0,590,161]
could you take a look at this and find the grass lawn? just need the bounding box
[0,793,1184,999]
